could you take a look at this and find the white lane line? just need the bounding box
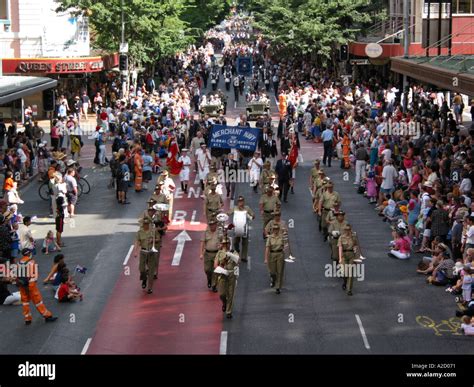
[81,338,92,355]
[219,331,228,355]
[247,256,251,271]
[123,245,134,266]
[355,314,370,350]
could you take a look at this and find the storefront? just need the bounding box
[1,54,119,119]
[0,76,58,122]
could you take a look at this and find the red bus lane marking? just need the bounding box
[87,173,228,354]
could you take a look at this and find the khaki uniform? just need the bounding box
[216,249,239,315]
[328,219,347,261]
[228,205,255,260]
[204,192,223,222]
[266,235,285,289]
[260,169,274,189]
[310,167,320,189]
[136,228,161,290]
[265,219,288,238]
[202,228,220,287]
[205,171,219,195]
[313,180,325,210]
[338,233,357,293]
[320,190,341,232]
[259,194,281,227]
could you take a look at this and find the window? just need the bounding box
[456,0,473,13]
[0,0,8,20]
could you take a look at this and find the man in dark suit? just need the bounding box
[261,130,278,167]
[275,153,292,203]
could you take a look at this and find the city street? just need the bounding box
[1,74,472,356]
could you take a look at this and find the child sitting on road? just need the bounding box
[42,230,61,255]
[461,315,474,336]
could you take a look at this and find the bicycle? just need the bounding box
[38,176,90,201]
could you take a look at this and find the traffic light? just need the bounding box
[119,54,128,71]
[339,44,349,62]
[43,89,55,112]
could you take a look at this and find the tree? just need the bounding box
[56,0,194,70]
[182,0,232,35]
[244,0,382,71]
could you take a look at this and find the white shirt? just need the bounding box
[461,323,474,336]
[460,178,472,194]
[178,155,191,169]
[248,157,263,173]
[196,148,211,170]
[381,148,392,162]
[465,225,474,245]
[381,165,398,190]
[19,224,34,250]
[17,148,27,163]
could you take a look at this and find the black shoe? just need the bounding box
[347,291,353,296]
[276,288,281,294]
[142,280,147,289]
[25,320,32,325]
[290,188,294,194]
[226,313,233,319]
[147,289,153,294]
[241,258,248,262]
[342,283,347,291]
[123,201,131,205]
[207,280,212,289]
[222,303,227,312]
[153,274,158,280]
[212,286,218,293]
[44,316,58,323]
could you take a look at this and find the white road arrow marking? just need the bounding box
[171,230,192,266]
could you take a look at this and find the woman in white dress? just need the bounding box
[178,149,191,194]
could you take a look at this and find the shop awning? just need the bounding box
[0,76,57,105]
[391,56,474,96]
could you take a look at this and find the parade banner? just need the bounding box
[236,56,252,76]
[209,125,259,151]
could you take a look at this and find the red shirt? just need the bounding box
[58,283,69,302]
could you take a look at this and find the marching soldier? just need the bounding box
[135,219,160,294]
[264,210,287,239]
[318,181,341,241]
[259,160,273,190]
[157,169,175,220]
[139,199,157,226]
[259,185,281,232]
[200,219,220,292]
[204,182,224,222]
[325,200,343,227]
[309,160,322,190]
[268,171,280,198]
[328,210,348,262]
[338,224,359,296]
[151,182,170,224]
[312,172,327,213]
[265,223,285,294]
[228,196,255,262]
[214,237,240,319]
[205,164,220,196]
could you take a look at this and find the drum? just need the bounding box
[216,213,229,223]
[233,210,248,238]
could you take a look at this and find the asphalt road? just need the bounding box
[1,66,472,355]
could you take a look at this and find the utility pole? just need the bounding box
[120,0,128,99]
[402,0,410,113]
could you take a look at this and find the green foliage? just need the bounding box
[55,0,230,68]
[245,0,380,60]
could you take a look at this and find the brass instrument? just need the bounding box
[216,212,230,241]
[150,222,158,253]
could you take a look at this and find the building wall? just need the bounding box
[0,0,90,59]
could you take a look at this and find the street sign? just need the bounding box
[120,43,129,53]
[349,59,370,65]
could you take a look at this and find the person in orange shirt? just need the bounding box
[3,170,14,193]
[342,132,351,169]
[17,249,58,325]
[134,144,143,192]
